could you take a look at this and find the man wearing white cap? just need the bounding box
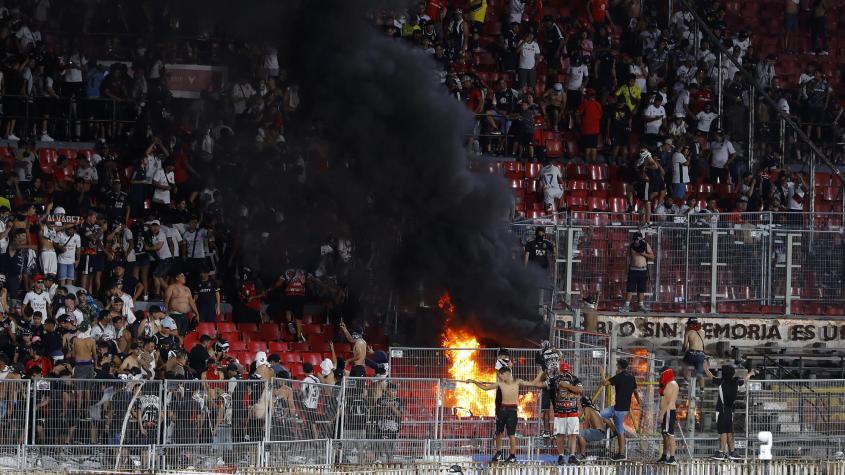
[318,358,336,385]
[253,351,274,380]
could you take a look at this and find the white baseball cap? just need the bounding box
[320,359,334,376]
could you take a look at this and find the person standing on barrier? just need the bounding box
[534,340,561,440]
[599,359,641,460]
[550,361,583,465]
[469,366,544,463]
[657,367,679,465]
[620,231,653,313]
[523,227,555,311]
[704,362,755,461]
[682,317,706,391]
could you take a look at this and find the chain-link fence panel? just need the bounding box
[161,379,271,447]
[0,379,29,445]
[655,225,689,306]
[21,444,152,471]
[269,377,341,441]
[157,441,261,470]
[31,378,162,446]
[0,445,21,469]
[786,230,845,306]
[716,222,767,303]
[429,437,534,462]
[264,439,332,466]
[746,379,845,459]
[339,378,439,441]
[335,438,428,464]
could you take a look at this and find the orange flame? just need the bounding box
[439,293,536,419]
[626,348,650,433]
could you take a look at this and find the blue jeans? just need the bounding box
[601,407,628,435]
[58,263,75,281]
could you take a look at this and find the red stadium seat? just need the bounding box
[283,352,302,363]
[183,332,198,352]
[241,331,262,342]
[302,352,323,366]
[196,323,216,338]
[259,323,283,340]
[610,197,628,213]
[236,323,258,333]
[269,342,289,353]
[221,331,241,343]
[229,341,247,352]
[291,342,311,352]
[545,139,563,158]
[216,322,237,334]
[588,197,609,211]
[247,341,268,353]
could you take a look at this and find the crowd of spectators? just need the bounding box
[377,0,840,219]
[0,0,383,397]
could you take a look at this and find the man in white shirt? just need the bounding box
[152,161,175,210]
[674,85,692,117]
[642,96,666,138]
[566,56,589,110]
[695,103,718,134]
[708,130,735,184]
[55,227,82,285]
[671,145,691,199]
[516,32,541,90]
[509,0,526,24]
[55,294,85,325]
[182,217,210,283]
[539,161,564,211]
[145,220,173,297]
[23,275,52,317]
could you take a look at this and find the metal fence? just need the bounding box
[553,211,845,313]
[4,376,845,467]
[746,379,845,459]
[30,378,163,446]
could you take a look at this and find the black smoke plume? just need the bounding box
[198,0,547,343]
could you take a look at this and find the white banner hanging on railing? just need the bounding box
[555,314,845,348]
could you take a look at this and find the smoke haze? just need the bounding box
[201,0,547,342]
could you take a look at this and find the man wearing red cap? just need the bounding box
[550,361,583,465]
[657,367,679,464]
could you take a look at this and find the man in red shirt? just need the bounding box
[576,89,603,162]
[587,0,614,29]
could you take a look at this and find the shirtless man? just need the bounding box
[165,271,198,337]
[682,317,706,390]
[470,367,543,463]
[253,351,275,380]
[72,320,97,419]
[657,367,679,465]
[38,221,60,277]
[577,396,618,458]
[620,232,654,313]
[339,321,368,377]
[543,83,567,131]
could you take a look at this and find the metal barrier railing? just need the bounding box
[529,211,845,313]
[0,94,140,141]
[746,379,845,459]
[6,376,845,467]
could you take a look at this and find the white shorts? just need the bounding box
[544,187,563,206]
[554,417,580,436]
[41,250,57,275]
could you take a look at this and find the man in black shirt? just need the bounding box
[704,363,755,460]
[188,334,213,376]
[104,179,130,223]
[523,228,554,270]
[533,341,561,439]
[599,359,641,460]
[194,267,220,323]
